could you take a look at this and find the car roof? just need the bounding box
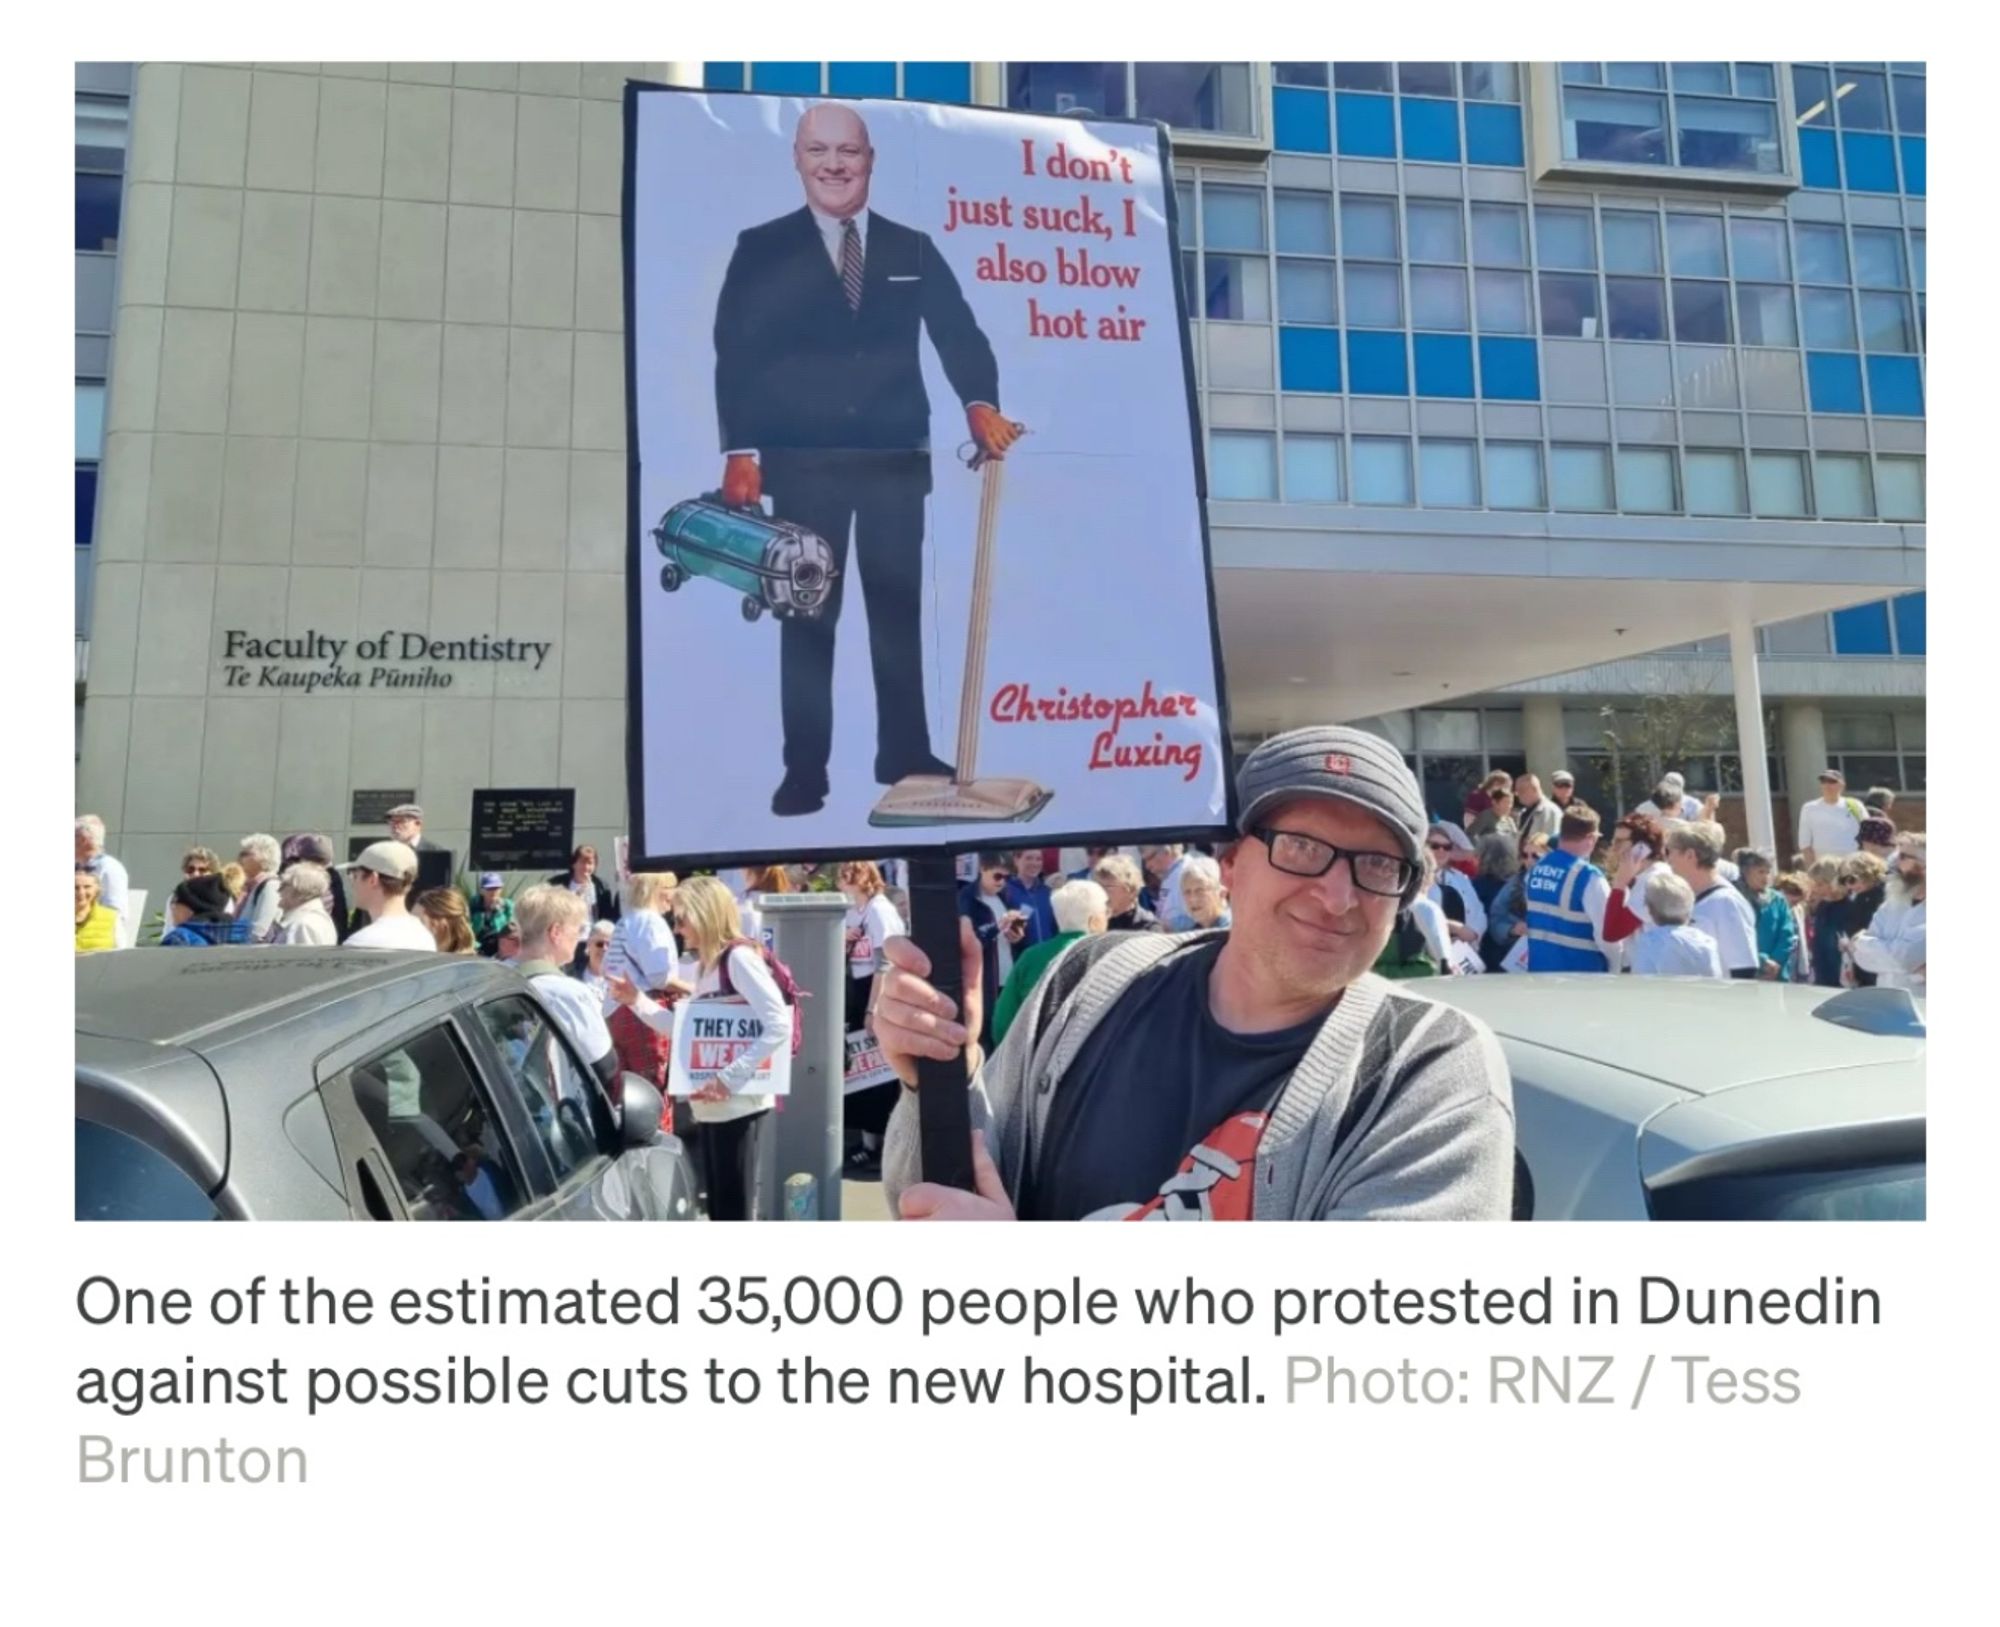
[1413,976,1924,1096]
[76,947,516,1049]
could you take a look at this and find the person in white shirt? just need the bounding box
[341,842,437,950]
[1850,833,1926,994]
[75,814,130,916]
[610,876,791,1220]
[1633,771,1705,823]
[603,871,681,1090]
[1627,872,1725,978]
[234,833,285,944]
[1665,821,1758,978]
[1425,824,1487,948]
[273,862,338,946]
[1140,844,1188,928]
[579,919,616,998]
[511,884,621,1093]
[1797,767,1864,863]
[840,859,908,1173]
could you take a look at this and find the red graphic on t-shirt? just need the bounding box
[1112,1111,1269,1222]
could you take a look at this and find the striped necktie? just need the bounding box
[840,218,864,311]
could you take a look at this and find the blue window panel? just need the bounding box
[76,466,97,549]
[1279,326,1342,392]
[1900,136,1926,196]
[828,62,896,97]
[1807,351,1865,413]
[1833,602,1894,655]
[1346,330,1409,394]
[1414,333,1474,398]
[1477,336,1540,401]
[703,62,744,90]
[1893,593,1926,655]
[1841,131,1898,193]
[1273,86,1332,153]
[1799,127,1840,189]
[903,62,972,103]
[1400,98,1461,163]
[750,63,822,95]
[1334,92,1396,157]
[1866,354,1925,416]
[1464,102,1525,167]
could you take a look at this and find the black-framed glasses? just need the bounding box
[1251,825,1415,898]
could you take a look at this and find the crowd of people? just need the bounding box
[72,745,1925,1221]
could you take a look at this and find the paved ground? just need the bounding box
[841,1178,891,1221]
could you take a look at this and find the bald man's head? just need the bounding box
[794,103,873,219]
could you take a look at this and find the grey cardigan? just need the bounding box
[883,931,1515,1221]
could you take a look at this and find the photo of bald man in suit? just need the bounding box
[715,103,1023,817]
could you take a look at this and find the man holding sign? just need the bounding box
[714,102,1021,817]
[870,727,1515,1221]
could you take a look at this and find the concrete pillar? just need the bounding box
[1522,695,1566,781]
[1728,612,1775,853]
[1781,701,1829,853]
[760,892,850,1221]
[660,62,703,87]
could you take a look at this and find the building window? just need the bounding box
[1419,439,1480,507]
[1484,442,1544,509]
[1685,448,1748,515]
[1815,453,1875,518]
[1201,253,1270,322]
[1283,435,1343,501]
[1210,431,1277,499]
[1876,456,1925,520]
[1461,63,1520,102]
[1617,446,1678,512]
[76,173,120,253]
[1005,63,1257,137]
[1551,444,1613,511]
[75,383,105,462]
[1136,63,1256,135]
[1351,436,1414,505]
[1749,451,1810,516]
[1553,62,1783,176]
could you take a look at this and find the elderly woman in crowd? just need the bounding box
[1851,833,1925,995]
[413,887,477,954]
[1837,851,1889,987]
[1425,824,1485,947]
[234,833,284,944]
[579,919,617,997]
[75,870,119,954]
[1805,857,1848,988]
[274,862,338,946]
[1091,852,1158,932]
[180,845,220,881]
[283,834,349,940]
[1178,852,1232,930]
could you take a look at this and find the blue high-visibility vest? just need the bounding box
[1524,848,1609,973]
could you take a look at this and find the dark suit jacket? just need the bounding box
[714,207,999,459]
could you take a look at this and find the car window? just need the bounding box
[337,1025,528,1220]
[473,995,615,1185]
[75,1120,219,1220]
[1649,1160,1925,1220]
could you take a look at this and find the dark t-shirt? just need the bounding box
[1020,940,1328,1220]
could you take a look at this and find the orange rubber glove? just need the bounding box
[722,454,762,508]
[966,405,1023,461]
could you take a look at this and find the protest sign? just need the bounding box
[625,85,1230,866]
[843,1028,898,1096]
[667,996,794,1098]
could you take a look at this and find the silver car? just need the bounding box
[77,948,695,1221]
[1416,979,1925,1220]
